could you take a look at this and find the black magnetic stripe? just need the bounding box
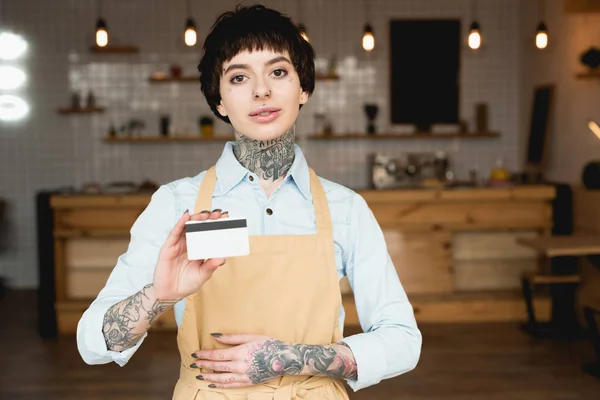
[185,219,247,233]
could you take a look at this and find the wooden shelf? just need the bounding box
[576,69,600,80]
[315,73,340,80]
[148,75,199,83]
[57,107,105,115]
[90,45,139,54]
[104,133,499,143]
[103,136,234,143]
[307,132,500,140]
[147,73,338,83]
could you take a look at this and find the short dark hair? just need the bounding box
[198,4,316,124]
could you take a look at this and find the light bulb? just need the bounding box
[362,24,375,51]
[0,95,30,121]
[0,32,28,60]
[589,120,600,140]
[468,22,481,50]
[96,18,108,47]
[185,19,197,46]
[298,23,309,42]
[0,66,26,90]
[536,22,548,49]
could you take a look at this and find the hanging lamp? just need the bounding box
[184,0,197,46]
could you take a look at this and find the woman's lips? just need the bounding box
[250,110,281,123]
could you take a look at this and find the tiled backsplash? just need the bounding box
[1,0,522,288]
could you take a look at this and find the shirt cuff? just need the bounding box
[340,332,388,391]
[77,301,147,366]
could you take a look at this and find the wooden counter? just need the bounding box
[50,185,555,334]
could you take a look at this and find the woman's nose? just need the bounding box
[253,88,272,99]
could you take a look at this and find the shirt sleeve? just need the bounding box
[339,193,422,391]
[76,184,179,366]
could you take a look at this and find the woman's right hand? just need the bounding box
[152,209,228,300]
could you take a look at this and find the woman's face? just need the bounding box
[217,49,309,142]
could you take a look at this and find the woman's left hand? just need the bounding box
[191,334,303,389]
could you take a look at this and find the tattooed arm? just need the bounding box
[102,283,178,352]
[193,335,358,388]
[246,339,358,382]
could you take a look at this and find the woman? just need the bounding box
[77,5,421,399]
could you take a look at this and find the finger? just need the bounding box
[197,373,251,387]
[200,257,226,270]
[210,334,271,346]
[192,360,243,373]
[190,210,211,221]
[193,347,236,361]
[164,210,190,247]
[206,382,255,389]
[220,211,229,219]
[209,209,223,219]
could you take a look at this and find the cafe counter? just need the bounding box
[48,185,555,334]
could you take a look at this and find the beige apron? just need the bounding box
[172,166,351,400]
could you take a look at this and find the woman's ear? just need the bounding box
[299,90,309,105]
[216,101,228,117]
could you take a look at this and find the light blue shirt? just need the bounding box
[77,142,422,391]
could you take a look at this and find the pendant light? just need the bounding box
[95,0,108,47]
[184,0,197,47]
[363,24,375,51]
[468,0,481,50]
[298,23,309,42]
[535,0,548,49]
[362,0,375,51]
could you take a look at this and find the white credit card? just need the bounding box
[184,217,250,260]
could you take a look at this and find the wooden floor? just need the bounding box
[1,290,600,399]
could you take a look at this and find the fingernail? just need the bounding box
[200,210,210,214]
[211,208,222,213]
[191,352,196,358]
[208,384,217,388]
[184,209,189,215]
[220,259,227,266]
[196,375,204,380]
[211,333,223,337]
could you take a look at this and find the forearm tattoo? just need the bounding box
[246,339,358,384]
[233,127,295,180]
[102,284,178,351]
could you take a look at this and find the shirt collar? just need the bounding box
[287,144,312,200]
[214,142,249,196]
[214,141,312,200]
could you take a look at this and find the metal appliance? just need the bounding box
[369,152,451,189]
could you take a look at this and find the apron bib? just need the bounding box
[172,166,350,399]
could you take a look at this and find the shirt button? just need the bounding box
[249,175,254,182]
[266,208,273,215]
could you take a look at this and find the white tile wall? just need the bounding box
[0,0,522,288]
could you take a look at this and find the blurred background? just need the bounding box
[1,0,600,398]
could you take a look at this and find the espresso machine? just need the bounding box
[369,152,451,189]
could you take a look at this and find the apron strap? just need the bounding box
[308,168,333,234]
[194,166,217,214]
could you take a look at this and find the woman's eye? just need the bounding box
[272,69,288,78]
[230,75,246,84]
